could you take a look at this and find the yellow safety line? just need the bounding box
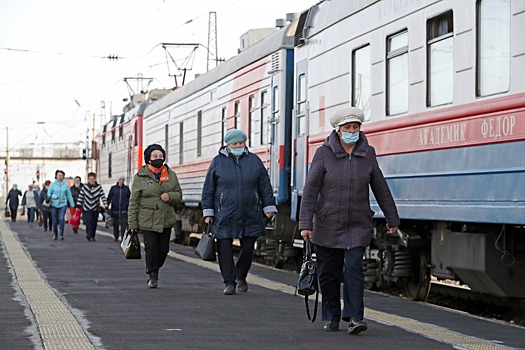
[0,220,95,350]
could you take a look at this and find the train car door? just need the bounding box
[269,75,281,194]
[291,59,308,220]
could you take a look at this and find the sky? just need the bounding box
[0,0,319,151]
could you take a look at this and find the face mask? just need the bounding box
[230,148,244,157]
[150,159,164,168]
[341,131,359,145]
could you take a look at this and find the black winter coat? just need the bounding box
[70,184,83,205]
[202,147,277,239]
[299,131,400,249]
[6,188,22,208]
[107,184,131,217]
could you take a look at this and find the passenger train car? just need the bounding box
[292,0,525,299]
[95,0,525,299]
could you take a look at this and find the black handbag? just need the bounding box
[195,224,216,261]
[121,229,141,259]
[296,238,319,322]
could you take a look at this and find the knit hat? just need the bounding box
[224,129,247,145]
[330,106,364,131]
[144,144,166,164]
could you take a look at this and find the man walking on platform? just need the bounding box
[107,175,131,242]
[5,184,22,223]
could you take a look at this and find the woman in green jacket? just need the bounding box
[128,144,182,288]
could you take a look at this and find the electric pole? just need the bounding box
[207,11,218,72]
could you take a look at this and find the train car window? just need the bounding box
[108,152,112,179]
[119,126,124,141]
[476,0,510,97]
[197,111,202,157]
[165,124,169,162]
[234,101,240,129]
[221,107,227,143]
[427,11,454,107]
[179,122,184,164]
[352,45,371,120]
[297,74,307,135]
[111,129,116,144]
[271,86,279,145]
[260,91,268,145]
[133,122,137,147]
[249,96,256,147]
[102,134,106,148]
[386,30,409,116]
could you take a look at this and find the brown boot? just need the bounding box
[223,284,235,295]
[237,279,248,292]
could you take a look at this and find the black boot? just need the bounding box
[148,272,158,288]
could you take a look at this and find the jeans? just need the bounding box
[42,210,52,230]
[83,210,99,239]
[51,206,68,236]
[27,207,36,223]
[142,228,171,275]
[315,245,366,322]
[216,236,257,286]
[112,215,128,240]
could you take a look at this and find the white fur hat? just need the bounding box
[330,106,364,131]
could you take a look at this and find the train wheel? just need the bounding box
[403,251,431,301]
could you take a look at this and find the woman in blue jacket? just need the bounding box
[202,129,277,295]
[47,170,75,240]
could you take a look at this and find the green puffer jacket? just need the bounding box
[128,165,182,233]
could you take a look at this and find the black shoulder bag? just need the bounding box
[296,237,319,322]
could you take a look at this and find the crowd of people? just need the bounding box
[3,106,401,334]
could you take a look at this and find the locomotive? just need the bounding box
[96,0,525,300]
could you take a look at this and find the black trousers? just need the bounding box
[9,206,18,222]
[315,245,366,322]
[112,215,128,239]
[42,210,52,230]
[216,236,257,285]
[142,228,171,275]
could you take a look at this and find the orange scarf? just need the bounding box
[147,164,169,183]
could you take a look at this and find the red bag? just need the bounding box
[69,207,82,229]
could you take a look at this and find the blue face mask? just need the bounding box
[341,131,359,145]
[230,148,244,157]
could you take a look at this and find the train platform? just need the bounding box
[0,218,524,350]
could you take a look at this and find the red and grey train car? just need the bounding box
[292,0,525,299]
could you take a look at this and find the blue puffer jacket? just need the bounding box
[107,183,131,217]
[47,180,75,209]
[202,146,277,239]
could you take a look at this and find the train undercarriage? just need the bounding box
[365,221,525,300]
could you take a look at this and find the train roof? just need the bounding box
[298,0,379,40]
[143,20,299,118]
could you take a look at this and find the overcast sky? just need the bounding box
[0,0,318,149]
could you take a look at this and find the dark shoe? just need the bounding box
[91,237,96,241]
[86,234,91,241]
[52,234,57,241]
[73,228,78,234]
[148,273,158,288]
[113,237,118,242]
[60,236,64,240]
[323,321,340,332]
[348,317,367,335]
[237,279,248,292]
[223,284,235,295]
